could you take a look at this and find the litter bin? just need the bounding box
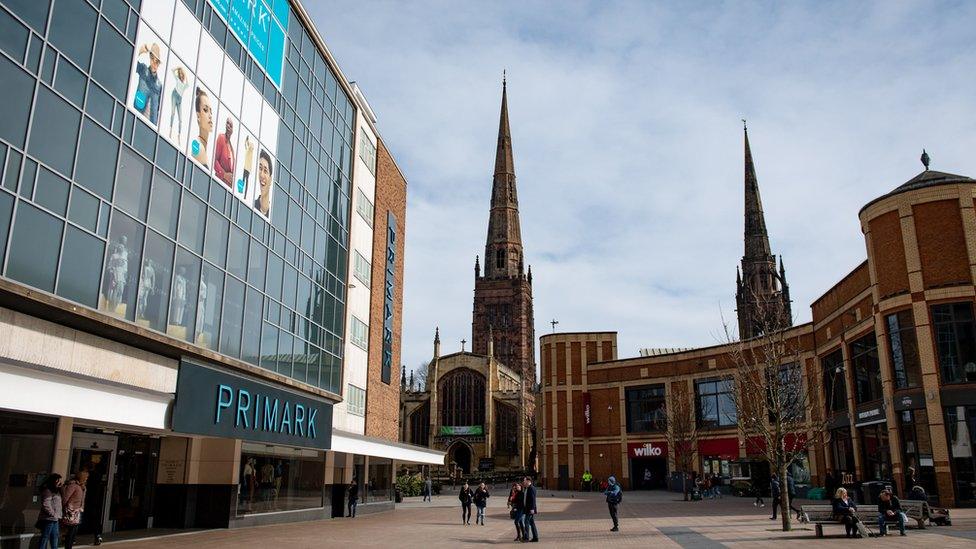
[395,489,403,503]
[861,481,891,505]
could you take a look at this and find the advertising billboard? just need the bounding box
[126,0,285,223]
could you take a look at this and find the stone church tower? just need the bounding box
[472,78,537,395]
[735,124,792,339]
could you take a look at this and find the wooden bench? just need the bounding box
[802,505,870,538]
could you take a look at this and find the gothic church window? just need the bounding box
[439,369,486,428]
[496,248,505,269]
[409,402,430,446]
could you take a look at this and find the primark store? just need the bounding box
[0,0,440,546]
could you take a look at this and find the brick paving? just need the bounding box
[84,489,976,548]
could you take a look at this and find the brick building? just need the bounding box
[400,78,535,473]
[540,132,976,508]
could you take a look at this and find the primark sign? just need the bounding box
[172,360,333,449]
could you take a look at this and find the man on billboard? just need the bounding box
[214,117,236,186]
[133,43,164,125]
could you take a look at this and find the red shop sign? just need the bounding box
[627,441,668,458]
[697,438,739,459]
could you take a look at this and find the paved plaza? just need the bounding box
[80,489,976,548]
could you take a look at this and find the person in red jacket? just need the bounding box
[213,117,236,186]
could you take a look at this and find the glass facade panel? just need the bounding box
[28,86,81,177]
[821,349,847,413]
[0,191,12,263]
[886,310,922,389]
[625,384,666,432]
[75,118,119,200]
[0,53,33,148]
[695,378,737,428]
[56,225,104,307]
[0,0,351,393]
[850,334,882,403]
[6,200,63,292]
[900,408,937,496]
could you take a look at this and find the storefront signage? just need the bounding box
[172,361,333,449]
[439,426,483,436]
[581,392,592,438]
[382,212,397,383]
[479,458,494,472]
[855,406,886,427]
[207,0,288,88]
[627,441,668,458]
[894,391,924,411]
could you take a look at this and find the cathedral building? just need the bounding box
[400,78,536,473]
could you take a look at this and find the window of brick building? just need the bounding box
[625,384,666,432]
[932,302,976,384]
[886,310,922,389]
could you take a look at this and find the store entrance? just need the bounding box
[630,458,668,489]
[110,434,159,530]
[70,432,117,537]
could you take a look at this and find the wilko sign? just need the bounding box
[581,392,592,438]
[627,441,668,458]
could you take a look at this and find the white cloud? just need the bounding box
[305,1,976,373]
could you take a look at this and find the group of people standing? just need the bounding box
[457,482,492,525]
[35,470,95,549]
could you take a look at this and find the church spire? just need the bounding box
[743,122,771,259]
[484,76,524,279]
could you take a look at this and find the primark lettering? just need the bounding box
[214,385,318,440]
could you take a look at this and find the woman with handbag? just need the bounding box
[507,482,524,542]
[61,470,89,549]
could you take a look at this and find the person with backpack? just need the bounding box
[604,475,623,532]
[473,482,490,525]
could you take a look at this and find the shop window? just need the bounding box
[365,457,392,503]
[625,384,666,432]
[859,423,891,482]
[830,427,855,479]
[932,303,976,384]
[0,412,56,537]
[195,262,224,350]
[944,405,976,503]
[821,349,848,413]
[886,311,922,389]
[849,334,882,403]
[168,247,201,341]
[701,457,730,477]
[237,445,324,516]
[900,409,938,496]
[695,378,737,428]
[134,230,173,332]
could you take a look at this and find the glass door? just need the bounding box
[945,405,976,504]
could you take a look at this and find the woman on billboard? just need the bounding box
[190,87,213,167]
[254,150,273,217]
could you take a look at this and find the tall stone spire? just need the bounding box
[483,76,524,279]
[736,122,792,339]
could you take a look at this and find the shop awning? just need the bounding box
[697,437,739,459]
[330,429,445,464]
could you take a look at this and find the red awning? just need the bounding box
[745,433,808,455]
[697,437,739,459]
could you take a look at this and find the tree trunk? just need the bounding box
[779,464,792,531]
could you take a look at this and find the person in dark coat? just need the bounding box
[877,489,907,536]
[473,482,490,525]
[604,475,622,532]
[458,482,474,525]
[833,487,861,538]
[347,480,359,518]
[787,473,803,520]
[508,482,524,542]
[521,477,539,542]
[769,475,782,520]
[423,476,433,502]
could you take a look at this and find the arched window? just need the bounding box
[439,369,486,428]
[409,402,430,446]
[496,249,505,269]
[494,401,519,456]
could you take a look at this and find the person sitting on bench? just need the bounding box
[833,488,861,538]
[877,489,907,536]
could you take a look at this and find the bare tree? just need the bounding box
[664,381,700,501]
[413,360,429,391]
[723,293,835,531]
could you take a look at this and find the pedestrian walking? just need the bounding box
[508,482,525,542]
[751,476,765,507]
[643,468,652,489]
[423,476,433,502]
[473,482,490,525]
[36,474,63,549]
[521,477,539,542]
[347,479,359,518]
[458,482,474,525]
[604,475,623,532]
[769,475,782,520]
[61,470,89,549]
[787,473,802,520]
[582,470,593,492]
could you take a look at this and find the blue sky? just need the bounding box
[305,1,976,374]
